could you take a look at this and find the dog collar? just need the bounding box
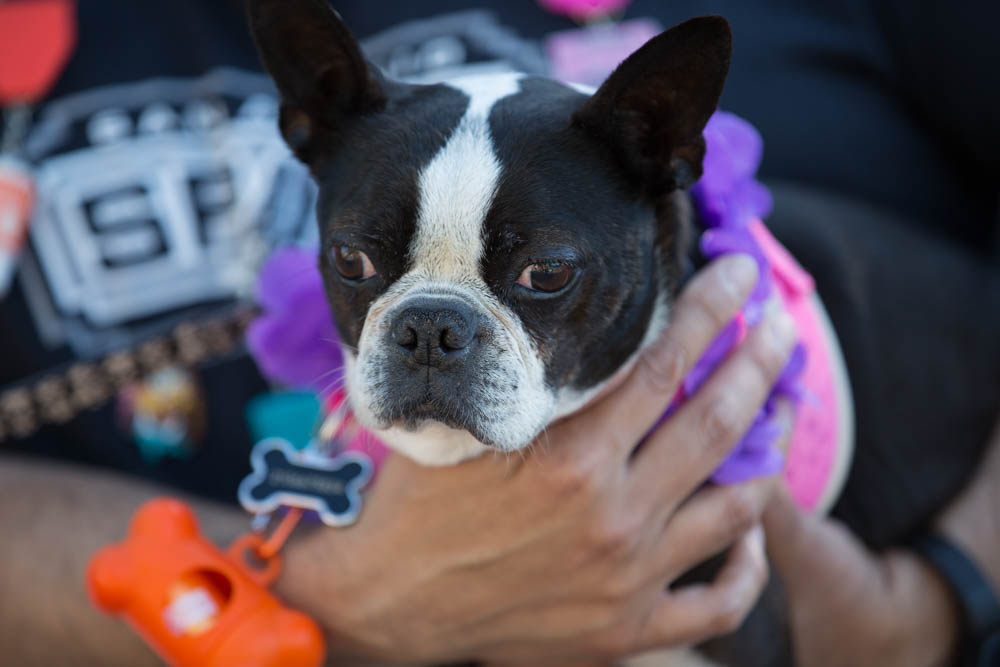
[246,111,854,512]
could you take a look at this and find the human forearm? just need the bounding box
[936,418,1000,592]
[0,456,246,666]
[0,455,416,667]
[763,414,1000,667]
[857,417,1000,666]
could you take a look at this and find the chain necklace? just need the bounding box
[0,306,256,443]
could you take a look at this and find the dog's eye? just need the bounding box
[332,246,376,281]
[517,261,574,293]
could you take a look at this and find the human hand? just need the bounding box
[278,254,798,665]
[763,489,960,667]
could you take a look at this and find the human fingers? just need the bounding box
[633,307,796,504]
[654,482,774,587]
[641,400,793,584]
[566,255,759,461]
[633,526,768,650]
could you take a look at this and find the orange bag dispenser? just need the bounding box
[87,498,325,667]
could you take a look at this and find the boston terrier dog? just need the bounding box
[247,0,1000,665]
[247,0,721,466]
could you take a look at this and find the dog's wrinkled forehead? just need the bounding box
[318,70,592,297]
[409,72,524,281]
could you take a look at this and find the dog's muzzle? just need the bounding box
[377,293,494,435]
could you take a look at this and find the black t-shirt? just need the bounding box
[1,0,997,502]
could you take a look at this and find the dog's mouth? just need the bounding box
[377,395,502,447]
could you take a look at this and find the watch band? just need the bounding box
[911,533,1000,667]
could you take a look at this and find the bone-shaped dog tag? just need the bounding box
[238,438,373,527]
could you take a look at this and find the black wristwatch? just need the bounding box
[910,534,1000,667]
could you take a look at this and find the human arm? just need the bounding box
[762,417,1000,667]
[1,254,797,665]
[0,456,244,666]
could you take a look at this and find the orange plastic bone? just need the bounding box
[87,498,325,667]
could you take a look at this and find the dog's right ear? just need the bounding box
[246,0,386,166]
[573,16,731,198]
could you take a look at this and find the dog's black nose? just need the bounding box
[390,297,480,366]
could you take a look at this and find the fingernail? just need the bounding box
[770,311,796,347]
[776,403,796,435]
[763,294,783,318]
[722,254,758,296]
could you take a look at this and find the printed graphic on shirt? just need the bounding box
[21,69,316,356]
[18,12,546,359]
[359,9,546,82]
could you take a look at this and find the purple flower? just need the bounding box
[711,421,786,483]
[693,112,773,230]
[246,247,343,395]
[687,111,804,483]
[774,342,808,401]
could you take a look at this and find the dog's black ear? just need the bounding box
[246,0,387,165]
[573,16,731,195]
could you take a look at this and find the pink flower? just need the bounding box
[537,0,632,20]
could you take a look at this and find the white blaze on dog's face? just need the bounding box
[347,72,554,464]
[248,0,731,464]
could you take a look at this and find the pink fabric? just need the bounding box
[545,19,661,86]
[324,391,390,476]
[749,220,840,511]
[537,0,632,20]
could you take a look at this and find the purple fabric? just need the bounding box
[246,247,342,394]
[246,110,802,483]
[690,112,802,482]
